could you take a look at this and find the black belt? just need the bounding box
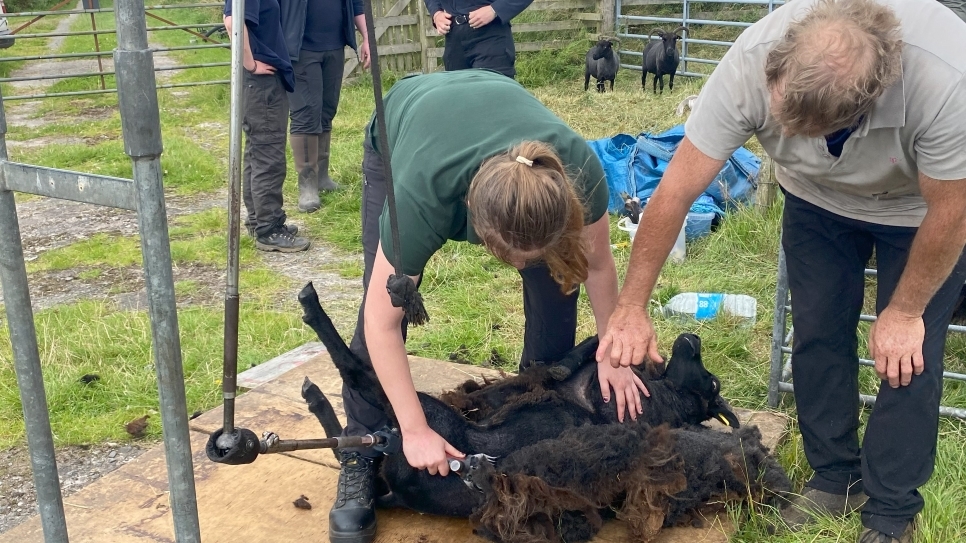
[452,13,470,25]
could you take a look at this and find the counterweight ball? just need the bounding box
[206,427,261,464]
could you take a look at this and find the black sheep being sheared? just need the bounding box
[297,282,791,542]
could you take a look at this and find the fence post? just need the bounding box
[0,92,70,543]
[757,155,778,208]
[113,0,201,539]
[418,2,432,73]
[600,0,615,35]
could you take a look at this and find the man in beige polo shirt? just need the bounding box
[596,0,966,541]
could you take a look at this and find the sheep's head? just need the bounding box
[592,39,614,60]
[663,333,740,428]
[650,26,687,57]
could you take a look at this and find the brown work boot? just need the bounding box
[291,133,321,213]
[779,487,868,531]
[317,131,342,192]
[858,520,915,543]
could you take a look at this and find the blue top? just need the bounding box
[302,0,345,52]
[224,0,296,92]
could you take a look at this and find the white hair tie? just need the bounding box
[515,155,534,167]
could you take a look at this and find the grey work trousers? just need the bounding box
[242,70,290,237]
[288,48,346,134]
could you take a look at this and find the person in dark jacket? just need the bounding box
[224,0,310,252]
[425,0,533,78]
[280,0,370,213]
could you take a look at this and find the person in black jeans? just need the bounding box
[599,1,966,542]
[224,0,310,252]
[425,0,534,78]
[279,0,370,213]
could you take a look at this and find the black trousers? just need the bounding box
[288,48,346,134]
[339,138,579,456]
[782,191,966,537]
[442,19,516,78]
[242,71,290,237]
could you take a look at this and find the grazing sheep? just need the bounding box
[642,26,687,94]
[584,38,621,93]
[297,282,789,541]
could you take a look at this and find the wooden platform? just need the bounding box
[0,348,789,543]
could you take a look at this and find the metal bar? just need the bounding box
[776,382,966,419]
[681,0,688,74]
[222,0,247,445]
[145,11,223,44]
[6,3,224,17]
[858,313,966,333]
[619,14,754,27]
[0,44,226,62]
[767,244,789,408]
[12,24,222,39]
[779,346,966,381]
[113,0,201,538]
[87,0,107,90]
[1,79,230,101]
[0,162,137,210]
[0,90,70,543]
[0,62,231,83]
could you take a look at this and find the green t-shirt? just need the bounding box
[369,69,609,276]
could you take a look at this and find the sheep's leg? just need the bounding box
[584,71,590,91]
[669,72,675,92]
[641,72,646,92]
[659,74,664,94]
[653,73,659,94]
[609,78,614,92]
[301,377,344,463]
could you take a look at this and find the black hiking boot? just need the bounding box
[246,223,297,238]
[329,451,377,543]
[255,224,310,253]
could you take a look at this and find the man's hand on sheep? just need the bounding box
[597,363,649,422]
[597,302,664,368]
[432,10,452,34]
[869,306,925,388]
[469,6,497,28]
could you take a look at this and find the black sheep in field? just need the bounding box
[297,282,790,541]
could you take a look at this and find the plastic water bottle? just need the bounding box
[663,293,758,323]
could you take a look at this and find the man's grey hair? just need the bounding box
[764,0,903,136]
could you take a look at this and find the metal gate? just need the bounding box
[0,0,201,540]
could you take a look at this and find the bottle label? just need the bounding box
[695,293,724,320]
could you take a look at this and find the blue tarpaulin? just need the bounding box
[587,124,761,240]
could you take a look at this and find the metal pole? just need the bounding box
[113,0,201,539]
[85,0,107,90]
[681,0,689,75]
[767,242,789,408]
[219,0,246,446]
[0,90,70,542]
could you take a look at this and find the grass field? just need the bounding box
[1,3,965,540]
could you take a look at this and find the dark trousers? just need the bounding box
[242,71,289,237]
[288,48,346,134]
[443,20,516,78]
[339,138,579,456]
[782,191,966,537]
